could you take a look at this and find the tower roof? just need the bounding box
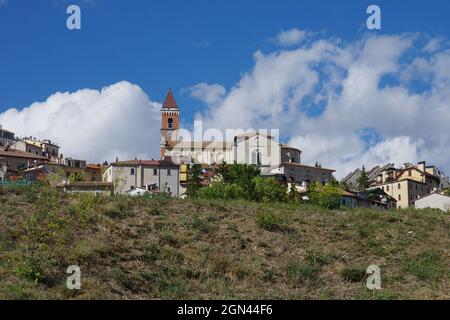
[162,89,179,109]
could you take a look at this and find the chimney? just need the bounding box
[418,161,426,172]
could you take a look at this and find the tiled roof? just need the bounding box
[112,156,177,167]
[0,148,48,160]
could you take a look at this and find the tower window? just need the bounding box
[168,118,174,129]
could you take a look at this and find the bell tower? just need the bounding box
[160,89,180,158]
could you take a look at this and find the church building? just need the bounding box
[159,90,335,185]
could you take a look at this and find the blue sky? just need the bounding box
[1,0,450,118]
[1,0,450,176]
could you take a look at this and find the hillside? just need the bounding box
[0,184,449,300]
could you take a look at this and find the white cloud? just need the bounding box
[276,28,308,46]
[184,83,226,105]
[0,81,161,163]
[192,33,450,178]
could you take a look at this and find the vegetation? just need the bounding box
[196,164,287,203]
[357,166,370,190]
[308,183,342,209]
[0,183,449,300]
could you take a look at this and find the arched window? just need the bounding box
[168,118,174,129]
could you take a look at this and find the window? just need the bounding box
[398,183,401,190]
[167,169,171,176]
[398,194,401,201]
[130,168,135,175]
[168,118,174,129]
[387,186,389,192]
[153,169,158,176]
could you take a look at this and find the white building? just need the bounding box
[415,193,450,212]
[103,157,180,196]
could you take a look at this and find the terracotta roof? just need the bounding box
[162,89,178,109]
[111,156,177,167]
[87,164,102,170]
[0,148,48,160]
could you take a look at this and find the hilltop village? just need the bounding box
[1,90,449,211]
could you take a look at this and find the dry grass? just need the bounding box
[0,184,449,300]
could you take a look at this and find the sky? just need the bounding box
[1,0,450,178]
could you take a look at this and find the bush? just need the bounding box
[253,177,287,202]
[256,211,283,231]
[340,265,367,282]
[197,182,246,200]
[287,260,320,283]
[403,251,448,281]
[309,184,342,210]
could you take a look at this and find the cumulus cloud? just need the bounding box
[0,81,161,163]
[184,83,226,106]
[191,32,450,178]
[276,28,308,46]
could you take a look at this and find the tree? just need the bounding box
[216,164,260,200]
[357,166,370,190]
[186,164,203,198]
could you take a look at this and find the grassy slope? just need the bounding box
[0,185,449,300]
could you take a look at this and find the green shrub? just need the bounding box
[403,251,448,281]
[197,182,246,200]
[341,265,367,282]
[15,257,46,284]
[309,184,342,210]
[307,250,330,266]
[257,211,283,231]
[254,177,287,202]
[287,260,320,283]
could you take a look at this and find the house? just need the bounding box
[371,161,441,209]
[0,148,48,173]
[159,89,335,186]
[22,137,60,160]
[86,164,103,182]
[357,188,397,210]
[103,157,180,196]
[343,163,394,191]
[24,161,87,182]
[338,188,396,210]
[340,190,358,208]
[414,193,450,212]
[0,126,16,148]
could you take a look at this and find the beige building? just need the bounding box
[12,137,60,161]
[0,148,48,172]
[103,157,181,196]
[371,161,441,209]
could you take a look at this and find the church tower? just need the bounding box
[160,89,180,158]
